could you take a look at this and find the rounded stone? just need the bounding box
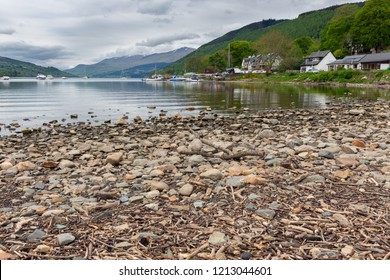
[178,184,194,196]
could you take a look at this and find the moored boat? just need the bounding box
[143,75,164,82]
[169,75,186,82]
[36,74,46,80]
[2,76,10,80]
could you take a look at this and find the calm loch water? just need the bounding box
[0,78,388,135]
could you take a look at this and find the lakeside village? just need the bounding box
[143,50,390,82]
[2,50,389,82]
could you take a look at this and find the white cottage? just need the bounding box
[300,50,336,72]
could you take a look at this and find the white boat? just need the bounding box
[36,74,46,80]
[185,77,199,82]
[2,76,10,80]
[46,75,54,80]
[169,75,186,82]
[143,75,164,82]
[83,76,89,79]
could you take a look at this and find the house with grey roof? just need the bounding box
[328,52,390,71]
[300,50,336,72]
[359,53,390,70]
[242,54,281,72]
[327,55,366,71]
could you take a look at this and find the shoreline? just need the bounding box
[225,78,390,90]
[0,98,389,260]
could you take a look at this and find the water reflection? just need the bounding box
[0,78,389,135]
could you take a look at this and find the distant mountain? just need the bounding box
[65,47,195,77]
[0,56,75,77]
[93,62,171,78]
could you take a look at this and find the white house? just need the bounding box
[300,50,336,72]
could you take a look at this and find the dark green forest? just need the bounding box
[166,0,389,74]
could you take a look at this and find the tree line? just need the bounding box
[176,0,390,74]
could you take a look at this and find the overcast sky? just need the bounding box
[0,0,358,69]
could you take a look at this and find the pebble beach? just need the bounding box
[0,97,389,260]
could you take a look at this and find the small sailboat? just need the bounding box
[2,76,10,80]
[46,75,54,80]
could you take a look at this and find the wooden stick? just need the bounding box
[186,242,209,260]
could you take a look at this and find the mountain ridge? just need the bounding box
[0,56,75,78]
[65,47,195,77]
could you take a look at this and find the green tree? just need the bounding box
[255,31,302,70]
[186,56,208,73]
[293,36,314,56]
[321,4,360,55]
[209,51,227,72]
[229,41,255,68]
[351,0,390,53]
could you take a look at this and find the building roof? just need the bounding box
[360,52,390,63]
[308,50,331,58]
[328,55,366,65]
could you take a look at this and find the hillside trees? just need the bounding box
[208,51,227,72]
[320,4,360,56]
[255,31,303,70]
[229,41,255,67]
[350,0,390,52]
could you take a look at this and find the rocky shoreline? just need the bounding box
[0,98,389,260]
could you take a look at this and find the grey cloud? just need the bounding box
[136,33,200,47]
[0,41,73,61]
[0,27,16,35]
[137,0,172,15]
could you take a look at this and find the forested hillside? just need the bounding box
[0,57,74,77]
[165,1,390,74]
